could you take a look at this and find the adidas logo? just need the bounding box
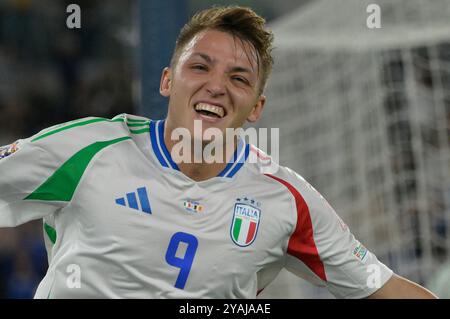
[115,187,152,214]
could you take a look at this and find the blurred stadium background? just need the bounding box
[0,0,449,298]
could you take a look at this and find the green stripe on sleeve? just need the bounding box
[25,136,131,202]
[125,118,149,123]
[130,127,150,134]
[31,118,125,142]
[44,223,57,244]
[126,122,150,127]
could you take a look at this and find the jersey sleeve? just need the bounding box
[0,115,134,227]
[275,168,394,298]
[0,137,68,227]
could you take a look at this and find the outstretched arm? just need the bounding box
[368,274,437,299]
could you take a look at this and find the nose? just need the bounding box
[205,72,226,97]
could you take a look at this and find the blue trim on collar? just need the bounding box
[149,120,248,178]
[157,120,180,171]
[217,138,249,178]
[149,121,169,168]
[226,143,250,178]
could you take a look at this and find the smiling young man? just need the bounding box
[0,6,437,298]
[160,14,268,181]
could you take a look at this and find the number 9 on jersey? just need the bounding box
[165,232,199,289]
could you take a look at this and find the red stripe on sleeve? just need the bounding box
[265,174,327,282]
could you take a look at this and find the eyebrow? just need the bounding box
[192,52,254,74]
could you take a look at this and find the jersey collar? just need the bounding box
[149,120,249,178]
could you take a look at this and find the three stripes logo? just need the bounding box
[115,187,152,214]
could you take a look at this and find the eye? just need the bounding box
[191,64,208,71]
[232,76,249,85]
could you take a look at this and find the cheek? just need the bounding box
[170,80,190,100]
[175,74,203,97]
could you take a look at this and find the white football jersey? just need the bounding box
[0,114,393,298]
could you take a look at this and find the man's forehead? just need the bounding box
[181,30,259,71]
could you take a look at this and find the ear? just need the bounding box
[159,67,172,97]
[246,95,266,123]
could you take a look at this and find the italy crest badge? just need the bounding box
[230,197,261,247]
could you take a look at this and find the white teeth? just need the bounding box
[194,103,225,118]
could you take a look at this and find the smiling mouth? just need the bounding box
[194,103,226,118]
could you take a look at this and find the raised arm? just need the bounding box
[368,274,437,299]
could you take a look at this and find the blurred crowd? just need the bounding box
[0,0,135,297]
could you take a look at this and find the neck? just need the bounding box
[177,161,228,182]
[163,124,238,182]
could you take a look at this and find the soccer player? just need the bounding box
[0,6,437,298]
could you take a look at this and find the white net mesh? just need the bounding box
[257,0,450,298]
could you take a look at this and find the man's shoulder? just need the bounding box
[246,144,322,199]
[246,144,305,184]
[112,113,151,123]
[21,113,151,161]
[30,113,150,143]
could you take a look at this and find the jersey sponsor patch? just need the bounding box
[353,242,368,263]
[0,141,20,160]
[230,197,261,247]
[183,200,204,214]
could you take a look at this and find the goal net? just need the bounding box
[257,0,450,298]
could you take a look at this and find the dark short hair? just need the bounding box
[171,6,274,94]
